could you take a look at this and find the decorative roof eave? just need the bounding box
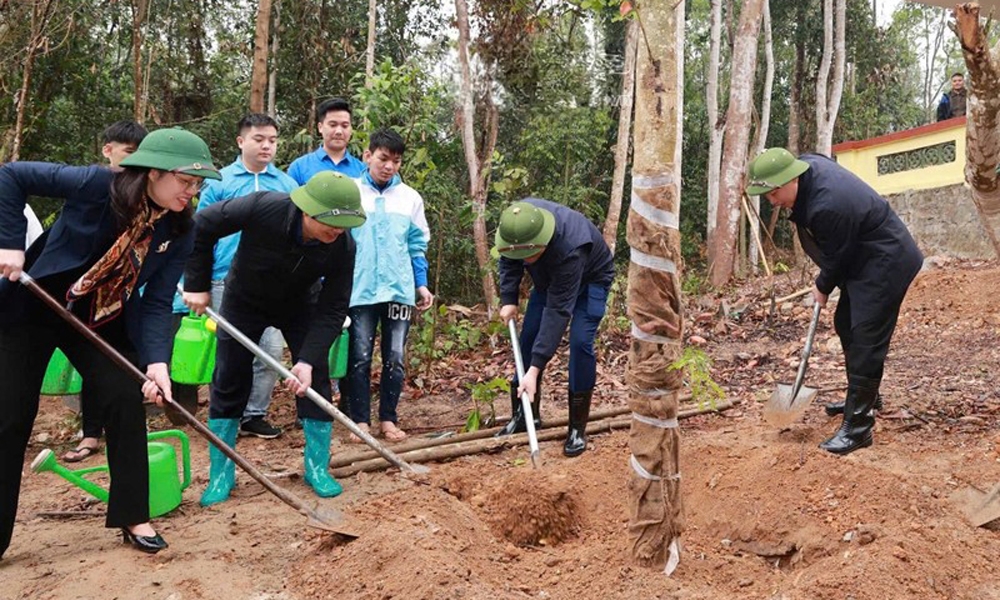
[831,116,965,154]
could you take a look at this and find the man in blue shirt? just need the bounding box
[287,98,366,184]
[173,113,298,439]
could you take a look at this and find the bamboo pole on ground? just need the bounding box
[330,393,693,468]
[329,400,731,478]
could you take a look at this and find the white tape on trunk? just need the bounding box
[630,248,678,274]
[632,412,679,429]
[630,190,679,230]
[631,323,681,345]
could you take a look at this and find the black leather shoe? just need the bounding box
[121,527,168,554]
[564,390,593,457]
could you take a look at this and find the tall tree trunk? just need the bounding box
[815,0,845,155]
[706,0,725,247]
[132,0,149,123]
[708,0,765,288]
[10,0,58,162]
[267,0,280,118]
[603,18,639,254]
[788,22,803,155]
[626,1,685,575]
[250,0,272,113]
[365,0,377,87]
[748,0,773,273]
[455,0,497,311]
[954,4,1000,258]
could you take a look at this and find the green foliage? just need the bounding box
[463,377,509,432]
[669,347,725,409]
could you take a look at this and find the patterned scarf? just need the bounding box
[67,199,167,327]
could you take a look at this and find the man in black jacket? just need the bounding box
[494,199,615,457]
[747,148,923,455]
[183,171,364,504]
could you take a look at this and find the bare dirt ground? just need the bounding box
[3,260,1000,600]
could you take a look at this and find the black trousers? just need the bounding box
[209,301,332,421]
[0,312,149,558]
[834,287,906,385]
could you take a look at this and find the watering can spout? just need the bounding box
[31,448,110,503]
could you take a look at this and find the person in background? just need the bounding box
[287,97,366,184]
[746,148,923,456]
[936,72,967,121]
[171,113,298,439]
[183,171,362,505]
[493,199,615,457]
[343,129,433,443]
[62,120,149,463]
[0,128,220,557]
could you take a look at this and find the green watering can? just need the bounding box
[40,348,83,395]
[30,430,192,518]
[171,313,217,385]
[328,317,351,379]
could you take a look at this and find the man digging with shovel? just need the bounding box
[183,171,363,504]
[746,148,923,455]
[494,199,615,457]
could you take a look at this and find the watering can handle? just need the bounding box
[146,430,192,491]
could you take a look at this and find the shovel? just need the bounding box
[965,483,1000,528]
[190,293,430,477]
[763,301,822,428]
[20,274,358,537]
[507,319,542,469]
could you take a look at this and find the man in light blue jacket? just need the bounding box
[173,113,298,439]
[344,129,433,442]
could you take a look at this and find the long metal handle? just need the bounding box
[19,274,327,522]
[508,319,541,468]
[789,301,822,402]
[189,290,427,475]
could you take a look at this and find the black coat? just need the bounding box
[0,163,193,366]
[791,154,923,323]
[498,197,615,369]
[184,191,355,367]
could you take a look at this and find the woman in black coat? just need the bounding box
[0,128,219,558]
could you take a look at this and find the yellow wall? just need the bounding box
[834,121,965,196]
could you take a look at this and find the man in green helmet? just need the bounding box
[494,198,615,457]
[182,171,364,505]
[746,148,923,456]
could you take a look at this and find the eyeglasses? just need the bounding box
[170,172,203,192]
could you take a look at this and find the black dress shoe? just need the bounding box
[121,528,168,554]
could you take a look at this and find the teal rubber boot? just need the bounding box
[302,419,343,498]
[200,418,239,507]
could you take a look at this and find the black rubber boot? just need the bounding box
[824,393,883,417]
[819,377,878,455]
[495,378,542,436]
[563,390,593,457]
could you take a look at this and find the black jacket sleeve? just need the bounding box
[529,250,585,369]
[809,204,861,295]
[0,163,109,250]
[298,237,355,367]
[498,256,524,306]
[185,194,260,293]
[139,231,194,365]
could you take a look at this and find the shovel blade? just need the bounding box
[304,505,361,538]
[966,483,1000,528]
[763,384,819,428]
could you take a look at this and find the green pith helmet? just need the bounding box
[494,201,556,260]
[119,127,221,180]
[746,148,809,196]
[290,171,366,228]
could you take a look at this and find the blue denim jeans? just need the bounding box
[519,283,609,393]
[344,303,412,425]
[211,280,284,421]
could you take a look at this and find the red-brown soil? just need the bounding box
[4,260,1000,600]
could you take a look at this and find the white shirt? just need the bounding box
[24,205,43,247]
